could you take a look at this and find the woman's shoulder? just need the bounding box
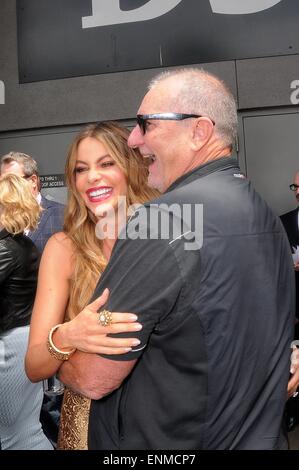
[44,231,76,257]
[41,232,76,278]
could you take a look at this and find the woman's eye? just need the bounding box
[101,161,114,168]
[74,167,87,173]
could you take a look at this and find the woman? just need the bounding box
[25,121,158,449]
[0,174,52,450]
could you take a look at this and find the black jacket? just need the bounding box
[280,207,299,318]
[0,229,39,334]
[28,196,64,253]
[280,208,299,248]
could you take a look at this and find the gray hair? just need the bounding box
[0,151,41,189]
[149,68,238,148]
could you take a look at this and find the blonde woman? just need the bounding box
[0,174,52,450]
[25,122,158,449]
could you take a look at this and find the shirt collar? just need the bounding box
[36,192,42,205]
[166,156,239,193]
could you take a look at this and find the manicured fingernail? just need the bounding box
[129,314,138,321]
[132,323,142,330]
[124,348,132,352]
[290,367,295,374]
[131,339,141,346]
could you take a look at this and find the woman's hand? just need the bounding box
[54,288,142,355]
[288,345,299,398]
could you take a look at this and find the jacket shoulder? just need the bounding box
[280,208,297,222]
[41,196,64,212]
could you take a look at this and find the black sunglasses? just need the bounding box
[290,184,299,191]
[136,113,215,135]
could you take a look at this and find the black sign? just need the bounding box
[17,0,298,83]
[40,174,65,188]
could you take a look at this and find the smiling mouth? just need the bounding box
[87,187,112,202]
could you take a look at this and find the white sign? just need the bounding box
[82,0,283,29]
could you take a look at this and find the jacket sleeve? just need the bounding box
[0,243,15,285]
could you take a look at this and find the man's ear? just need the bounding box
[29,174,39,196]
[191,118,214,151]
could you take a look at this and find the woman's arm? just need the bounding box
[25,233,142,382]
[25,232,74,381]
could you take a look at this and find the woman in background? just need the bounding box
[25,122,158,449]
[0,174,52,450]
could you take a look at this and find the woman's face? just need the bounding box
[74,137,128,218]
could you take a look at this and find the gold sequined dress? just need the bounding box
[57,387,90,450]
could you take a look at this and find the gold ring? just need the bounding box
[98,309,112,327]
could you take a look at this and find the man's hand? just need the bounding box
[288,345,299,398]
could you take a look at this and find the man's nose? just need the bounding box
[128,124,144,148]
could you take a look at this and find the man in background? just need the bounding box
[0,151,64,253]
[281,171,299,316]
[281,171,299,428]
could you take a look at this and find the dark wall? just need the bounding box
[0,0,299,214]
[1,0,299,132]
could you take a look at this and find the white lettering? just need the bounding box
[95,200,203,251]
[82,0,182,28]
[210,0,282,15]
[82,0,283,29]
[0,80,5,104]
[103,455,138,467]
[290,80,299,105]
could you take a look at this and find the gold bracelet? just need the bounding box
[47,324,76,361]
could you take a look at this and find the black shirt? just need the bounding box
[88,157,294,450]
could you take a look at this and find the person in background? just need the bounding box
[281,171,299,321]
[25,121,158,449]
[280,171,299,428]
[0,151,64,253]
[0,152,65,445]
[58,68,294,450]
[0,174,52,450]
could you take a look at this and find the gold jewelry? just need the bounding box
[98,309,112,327]
[47,324,76,361]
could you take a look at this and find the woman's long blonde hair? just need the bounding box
[0,174,41,234]
[64,121,158,319]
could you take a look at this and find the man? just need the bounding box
[0,152,64,252]
[280,173,299,426]
[59,69,294,449]
[281,172,299,319]
[0,151,64,446]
